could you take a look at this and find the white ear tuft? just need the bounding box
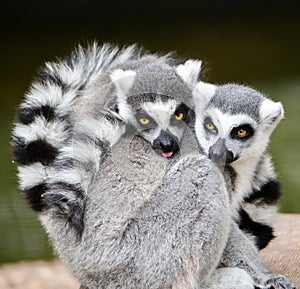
[260,99,284,127]
[110,69,136,101]
[176,60,202,85]
[192,81,217,112]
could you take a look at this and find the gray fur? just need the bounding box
[12,43,175,236]
[128,62,194,107]
[13,43,296,289]
[193,81,296,289]
[210,84,264,121]
[44,129,232,289]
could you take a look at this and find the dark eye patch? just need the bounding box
[174,103,190,122]
[230,124,254,141]
[203,117,218,134]
[135,110,156,128]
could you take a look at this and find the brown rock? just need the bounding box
[0,260,80,289]
[262,213,300,287]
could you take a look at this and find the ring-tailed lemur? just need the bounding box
[12,43,295,289]
[12,43,175,234]
[192,82,296,289]
[12,44,233,288]
[108,61,294,289]
[192,82,283,250]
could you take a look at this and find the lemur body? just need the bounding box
[12,44,295,289]
[45,124,232,289]
[12,44,173,232]
[14,46,233,288]
[193,82,283,250]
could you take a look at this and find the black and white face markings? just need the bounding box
[110,59,203,159]
[132,97,191,158]
[198,106,257,167]
[194,83,285,170]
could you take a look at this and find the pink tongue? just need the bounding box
[162,151,173,158]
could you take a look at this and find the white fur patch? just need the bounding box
[50,168,81,186]
[260,99,284,125]
[242,203,278,227]
[14,117,69,149]
[176,59,202,85]
[252,155,276,190]
[193,81,217,111]
[110,69,136,102]
[110,69,136,121]
[24,84,63,108]
[141,99,177,130]
[205,267,254,289]
[18,164,48,189]
[75,116,125,147]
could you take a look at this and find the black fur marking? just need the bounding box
[22,183,48,212]
[224,165,237,194]
[54,157,75,169]
[238,208,275,250]
[185,108,195,129]
[78,82,87,91]
[204,117,218,135]
[17,105,56,125]
[244,180,282,205]
[13,137,59,166]
[50,182,85,199]
[95,138,110,153]
[46,182,86,237]
[103,111,123,124]
[174,102,190,122]
[37,68,67,89]
[230,124,254,141]
[68,198,86,239]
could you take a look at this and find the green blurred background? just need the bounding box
[0,0,299,264]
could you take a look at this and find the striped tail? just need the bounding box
[12,43,139,236]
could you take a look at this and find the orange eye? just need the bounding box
[237,129,247,137]
[206,123,215,131]
[175,112,184,120]
[139,118,150,125]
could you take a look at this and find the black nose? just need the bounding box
[152,131,180,154]
[225,150,234,164]
[160,138,174,151]
[209,139,226,163]
[208,138,235,166]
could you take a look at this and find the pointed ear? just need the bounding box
[260,99,284,129]
[176,60,202,86]
[110,69,136,102]
[192,81,217,113]
[110,69,136,121]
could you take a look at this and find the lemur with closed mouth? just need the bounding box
[193,81,284,250]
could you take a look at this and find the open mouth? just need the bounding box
[152,130,180,159]
[162,151,174,158]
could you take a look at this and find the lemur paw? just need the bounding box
[263,274,296,289]
[202,267,255,289]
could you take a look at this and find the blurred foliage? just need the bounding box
[0,0,299,263]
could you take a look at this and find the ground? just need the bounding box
[0,214,299,289]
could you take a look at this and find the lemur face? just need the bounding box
[193,83,284,168]
[128,96,191,158]
[196,107,258,167]
[110,60,201,158]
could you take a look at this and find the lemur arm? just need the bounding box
[219,221,296,289]
[118,154,231,289]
